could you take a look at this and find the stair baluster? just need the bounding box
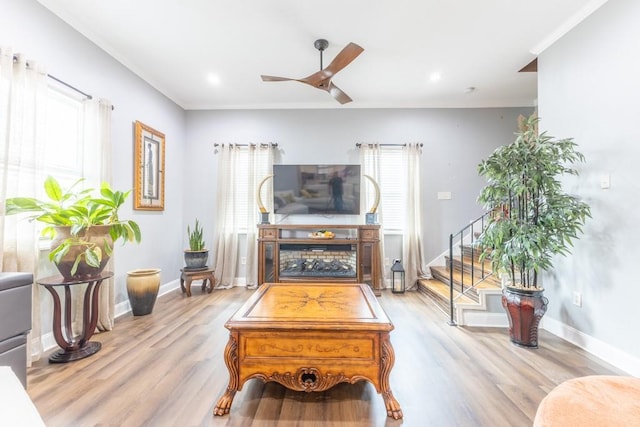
[446,212,492,325]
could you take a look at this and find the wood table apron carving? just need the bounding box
[213,282,402,419]
[37,271,113,363]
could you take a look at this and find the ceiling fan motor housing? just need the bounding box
[314,39,329,51]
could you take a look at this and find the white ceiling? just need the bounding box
[37,0,608,110]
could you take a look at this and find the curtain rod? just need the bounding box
[48,73,92,99]
[213,142,277,154]
[355,143,423,147]
[213,142,278,147]
[48,73,115,111]
[213,143,278,147]
[13,55,115,110]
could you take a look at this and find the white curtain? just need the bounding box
[0,47,48,362]
[245,144,274,288]
[403,143,426,290]
[359,143,426,290]
[212,143,275,288]
[359,144,388,288]
[0,47,114,362]
[212,145,240,288]
[82,98,114,331]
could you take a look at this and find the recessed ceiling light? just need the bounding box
[207,73,221,86]
[429,72,441,82]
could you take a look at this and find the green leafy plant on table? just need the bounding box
[6,175,141,279]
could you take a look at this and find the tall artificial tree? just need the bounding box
[476,114,591,289]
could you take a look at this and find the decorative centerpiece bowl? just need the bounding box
[309,230,335,239]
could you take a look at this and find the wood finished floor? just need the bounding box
[27,286,624,427]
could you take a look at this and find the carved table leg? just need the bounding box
[179,274,186,295]
[380,334,403,419]
[207,275,215,293]
[214,333,240,416]
[184,277,192,297]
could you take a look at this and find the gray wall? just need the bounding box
[539,0,640,374]
[1,0,533,336]
[184,108,531,265]
[1,0,187,310]
[6,0,638,377]
[17,0,626,372]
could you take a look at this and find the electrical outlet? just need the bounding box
[241,257,246,265]
[572,291,582,307]
[384,258,390,266]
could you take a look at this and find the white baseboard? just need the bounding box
[38,334,56,355]
[461,311,508,327]
[457,288,506,327]
[38,279,182,353]
[38,279,638,378]
[452,297,640,376]
[543,316,640,377]
[114,278,180,318]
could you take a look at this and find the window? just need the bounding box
[362,146,407,231]
[1,86,86,199]
[224,145,274,230]
[234,148,252,227]
[43,87,86,188]
[27,87,87,245]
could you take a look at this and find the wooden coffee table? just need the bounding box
[213,282,402,419]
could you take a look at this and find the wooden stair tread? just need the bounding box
[423,240,502,323]
[418,279,475,305]
[446,255,495,273]
[430,266,500,288]
[475,281,501,290]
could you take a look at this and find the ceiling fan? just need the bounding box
[261,39,364,104]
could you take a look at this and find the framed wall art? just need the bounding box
[134,120,165,210]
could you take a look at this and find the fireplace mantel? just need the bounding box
[257,224,381,295]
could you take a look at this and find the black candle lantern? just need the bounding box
[391,259,405,294]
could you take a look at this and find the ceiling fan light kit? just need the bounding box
[261,39,364,104]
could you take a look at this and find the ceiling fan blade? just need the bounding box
[328,82,353,104]
[260,41,362,104]
[261,75,295,82]
[324,42,364,76]
[298,42,363,87]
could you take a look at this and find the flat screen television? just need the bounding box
[273,164,361,215]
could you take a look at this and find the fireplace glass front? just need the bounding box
[279,244,357,279]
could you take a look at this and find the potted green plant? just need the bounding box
[5,175,141,281]
[184,219,208,269]
[475,114,591,347]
